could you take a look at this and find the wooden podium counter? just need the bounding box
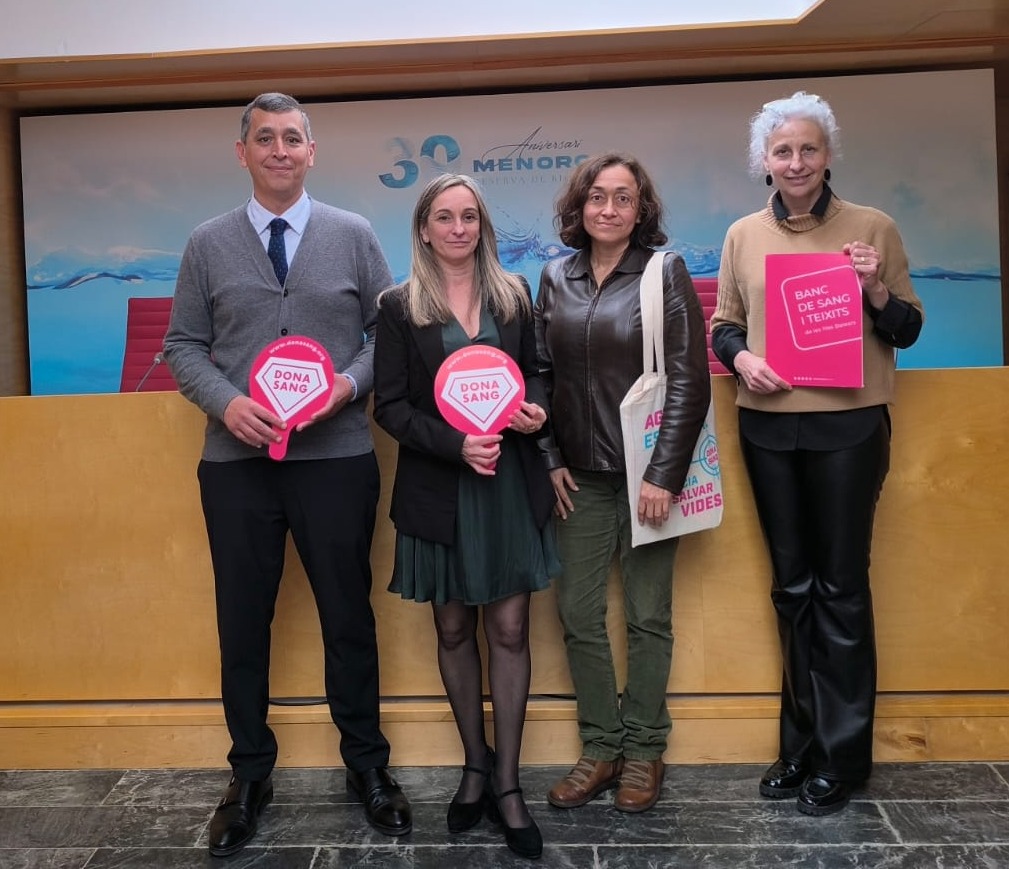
[1,370,1007,769]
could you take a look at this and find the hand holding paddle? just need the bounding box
[434,344,525,473]
[248,335,335,460]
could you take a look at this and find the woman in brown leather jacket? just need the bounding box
[533,153,710,813]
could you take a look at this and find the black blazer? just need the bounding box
[373,285,555,546]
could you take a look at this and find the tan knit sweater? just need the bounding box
[711,195,924,412]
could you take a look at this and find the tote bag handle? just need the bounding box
[640,251,667,377]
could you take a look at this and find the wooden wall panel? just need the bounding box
[0,107,28,395]
[2,370,1007,709]
[4,695,1009,769]
[996,63,1009,363]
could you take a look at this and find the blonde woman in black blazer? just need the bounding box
[373,174,556,860]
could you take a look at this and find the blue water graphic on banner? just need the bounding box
[25,245,1000,394]
[21,69,1003,394]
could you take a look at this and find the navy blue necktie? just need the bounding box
[268,217,289,286]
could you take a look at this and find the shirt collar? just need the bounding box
[567,244,651,279]
[247,191,312,236]
[771,182,834,220]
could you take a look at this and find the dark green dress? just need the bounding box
[389,309,560,606]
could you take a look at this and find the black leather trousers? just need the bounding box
[741,421,890,782]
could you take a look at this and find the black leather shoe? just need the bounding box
[347,767,412,836]
[797,775,853,816]
[759,758,808,799]
[208,776,273,857]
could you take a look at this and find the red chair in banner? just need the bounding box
[119,297,178,392]
[692,277,729,376]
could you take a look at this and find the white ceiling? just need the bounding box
[0,0,1006,110]
[0,1,820,59]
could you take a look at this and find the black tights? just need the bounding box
[433,592,532,827]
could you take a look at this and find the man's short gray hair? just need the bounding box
[240,92,313,143]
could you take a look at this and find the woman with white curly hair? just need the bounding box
[711,91,924,816]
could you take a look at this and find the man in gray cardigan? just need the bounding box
[164,92,411,857]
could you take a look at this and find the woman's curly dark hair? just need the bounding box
[554,152,667,250]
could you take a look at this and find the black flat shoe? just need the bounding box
[797,775,853,816]
[487,786,542,859]
[759,758,808,799]
[447,748,495,834]
[347,766,413,836]
[208,775,273,857]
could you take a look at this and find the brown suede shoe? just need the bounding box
[547,756,624,808]
[614,758,664,813]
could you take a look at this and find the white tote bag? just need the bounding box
[619,251,724,547]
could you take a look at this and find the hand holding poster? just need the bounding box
[765,253,863,388]
[434,345,526,473]
[249,336,335,461]
[434,345,526,435]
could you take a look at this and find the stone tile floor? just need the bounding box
[1,763,1008,867]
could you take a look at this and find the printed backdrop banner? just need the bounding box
[21,69,1001,394]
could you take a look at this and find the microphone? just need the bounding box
[134,351,165,392]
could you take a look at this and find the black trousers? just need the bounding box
[198,453,388,780]
[741,422,889,782]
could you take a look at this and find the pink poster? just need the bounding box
[765,253,863,388]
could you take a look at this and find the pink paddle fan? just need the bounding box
[434,345,525,470]
[249,335,335,460]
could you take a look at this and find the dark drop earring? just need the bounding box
[765,173,773,187]
[824,168,832,182]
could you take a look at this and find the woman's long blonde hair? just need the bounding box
[400,173,529,326]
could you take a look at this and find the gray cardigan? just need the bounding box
[164,198,393,462]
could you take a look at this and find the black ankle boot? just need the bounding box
[447,748,495,834]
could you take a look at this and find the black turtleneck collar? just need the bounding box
[771,182,835,220]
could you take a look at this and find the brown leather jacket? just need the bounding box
[533,246,711,494]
